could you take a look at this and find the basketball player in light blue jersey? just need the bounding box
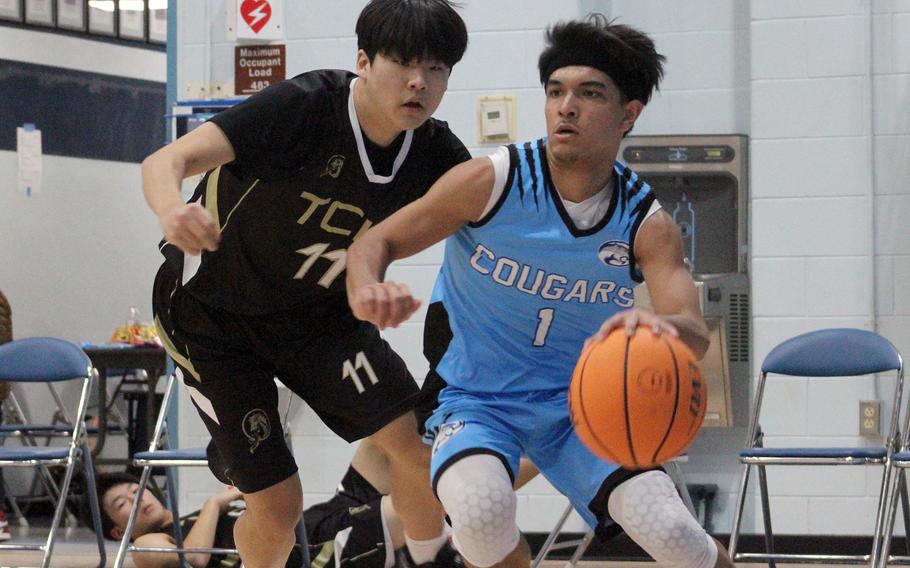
[346,15,733,568]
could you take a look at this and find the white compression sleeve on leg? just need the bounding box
[608,471,718,568]
[435,454,520,568]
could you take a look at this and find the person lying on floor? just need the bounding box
[85,439,405,568]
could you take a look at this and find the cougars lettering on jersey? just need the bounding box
[434,138,656,396]
[467,242,635,307]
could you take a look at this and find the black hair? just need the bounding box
[538,14,665,104]
[80,472,166,541]
[356,0,468,69]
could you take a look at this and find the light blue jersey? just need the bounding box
[433,138,657,396]
[425,139,660,528]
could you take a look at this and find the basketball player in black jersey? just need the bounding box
[140,2,469,567]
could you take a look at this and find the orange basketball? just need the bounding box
[569,327,706,469]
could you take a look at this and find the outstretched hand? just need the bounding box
[349,282,421,330]
[584,308,679,350]
[159,202,220,255]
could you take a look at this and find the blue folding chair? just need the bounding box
[728,328,904,567]
[0,337,107,568]
[114,373,310,568]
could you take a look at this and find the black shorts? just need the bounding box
[414,369,446,435]
[414,301,453,434]
[152,264,421,493]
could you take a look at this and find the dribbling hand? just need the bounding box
[159,202,220,255]
[584,308,679,350]
[350,282,421,330]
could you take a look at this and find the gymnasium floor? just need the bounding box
[0,524,870,568]
[2,524,136,568]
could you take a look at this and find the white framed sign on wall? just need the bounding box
[56,0,85,31]
[0,0,22,21]
[25,0,54,26]
[149,1,166,43]
[87,0,114,35]
[118,1,145,40]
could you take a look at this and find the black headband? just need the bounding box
[539,47,645,103]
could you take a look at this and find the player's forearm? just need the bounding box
[141,150,187,219]
[661,313,709,359]
[179,501,222,567]
[347,233,393,293]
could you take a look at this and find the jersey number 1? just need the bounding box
[533,308,554,347]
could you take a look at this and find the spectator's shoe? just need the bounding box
[397,541,464,568]
[0,509,10,541]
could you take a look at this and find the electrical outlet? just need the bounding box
[860,400,881,437]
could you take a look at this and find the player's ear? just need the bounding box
[110,526,124,540]
[621,100,644,134]
[356,50,371,79]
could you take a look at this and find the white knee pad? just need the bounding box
[436,454,520,568]
[608,471,717,568]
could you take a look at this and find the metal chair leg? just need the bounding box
[566,530,594,568]
[40,459,78,568]
[164,466,191,568]
[295,516,311,568]
[665,459,697,517]
[113,464,156,568]
[8,388,66,516]
[727,463,752,559]
[876,467,904,568]
[901,480,910,566]
[2,477,27,527]
[82,442,107,568]
[758,464,777,568]
[871,463,897,568]
[531,504,573,568]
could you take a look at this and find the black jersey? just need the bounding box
[162,69,470,315]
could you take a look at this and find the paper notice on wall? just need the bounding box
[17,125,42,196]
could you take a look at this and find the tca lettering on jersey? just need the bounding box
[293,191,376,287]
[297,191,374,239]
[468,243,634,307]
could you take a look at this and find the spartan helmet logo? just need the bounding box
[241,409,271,454]
[321,154,345,178]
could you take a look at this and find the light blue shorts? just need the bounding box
[424,387,622,528]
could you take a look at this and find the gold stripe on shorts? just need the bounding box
[155,314,201,382]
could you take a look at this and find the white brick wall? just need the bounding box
[171,0,910,541]
[741,0,910,539]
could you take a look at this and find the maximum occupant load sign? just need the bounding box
[235,44,286,95]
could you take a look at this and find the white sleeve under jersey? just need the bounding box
[481,146,661,227]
